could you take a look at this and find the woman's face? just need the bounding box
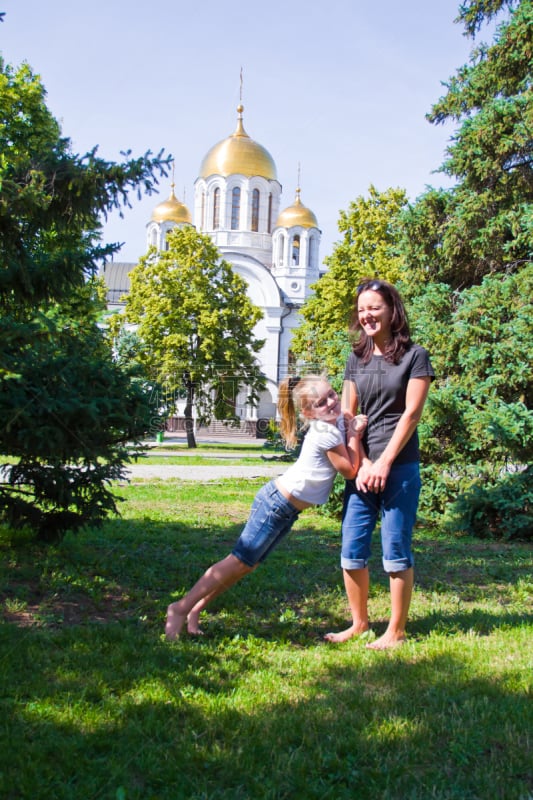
[357,290,393,342]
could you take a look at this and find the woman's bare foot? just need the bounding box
[165,602,187,640]
[365,632,406,650]
[324,622,369,643]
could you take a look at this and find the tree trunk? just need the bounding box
[183,378,197,448]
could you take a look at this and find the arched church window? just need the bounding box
[278,234,284,265]
[308,236,315,267]
[292,235,300,265]
[213,187,220,229]
[150,227,157,247]
[231,187,241,230]
[267,193,273,233]
[201,191,205,229]
[251,188,260,232]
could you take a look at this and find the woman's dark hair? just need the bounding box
[350,279,412,364]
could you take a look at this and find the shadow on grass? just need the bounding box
[2,514,531,645]
[1,509,532,798]
[0,617,531,800]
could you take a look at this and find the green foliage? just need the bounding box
[0,57,170,537]
[261,419,303,462]
[401,1,533,532]
[321,472,346,519]
[317,2,533,539]
[408,268,533,533]
[0,58,170,303]
[404,0,532,286]
[291,186,408,373]
[444,466,532,540]
[0,287,158,539]
[124,226,266,446]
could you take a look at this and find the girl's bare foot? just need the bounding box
[366,633,406,650]
[186,609,204,636]
[165,603,187,640]
[324,623,369,643]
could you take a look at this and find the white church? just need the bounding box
[100,103,322,437]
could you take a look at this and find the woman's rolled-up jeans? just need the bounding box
[341,461,421,573]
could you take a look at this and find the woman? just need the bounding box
[165,374,367,639]
[325,279,434,649]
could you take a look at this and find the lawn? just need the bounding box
[0,473,531,800]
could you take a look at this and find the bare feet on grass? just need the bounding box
[165,603,206,639]
[185,608,205,636]
[365,632,406,650]
[324,622,369,643]
[165,602,187,640]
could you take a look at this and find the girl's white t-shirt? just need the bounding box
[279,418,344,505]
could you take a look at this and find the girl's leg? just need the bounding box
[186,564,258,634]
[165,554,253,639]
[166,481,299,639]
[366,567,413,649]
[324,566,369,642]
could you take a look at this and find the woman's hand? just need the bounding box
[356,457,391,493]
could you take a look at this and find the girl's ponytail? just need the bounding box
[277,374,324,449]
[278,376,300,449]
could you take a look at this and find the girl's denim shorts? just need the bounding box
[340,461,421,573]
[232,480,301,567]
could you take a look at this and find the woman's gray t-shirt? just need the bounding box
[344,345,435,464]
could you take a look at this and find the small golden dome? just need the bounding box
[199,105,277,180]
[151,185,192,224]
[275,188,318,229]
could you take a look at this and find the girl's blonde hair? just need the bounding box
[277,374,326,449]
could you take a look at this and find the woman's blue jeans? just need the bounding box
[341,461,421,573]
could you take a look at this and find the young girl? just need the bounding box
[165,374,367,639]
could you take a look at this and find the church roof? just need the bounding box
[275,188,318,229]
[199,105,277,181]
[151,185,192,224]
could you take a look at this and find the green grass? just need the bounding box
[0,477,532,800]
[133,454,268,466]
[131,440,280,466]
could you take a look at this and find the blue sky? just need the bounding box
[1,1,489,263]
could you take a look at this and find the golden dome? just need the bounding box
[199,105,277,180]
[275,188,318,229]
[151,185,192,224]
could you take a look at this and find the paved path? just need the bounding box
[124,463,285,481]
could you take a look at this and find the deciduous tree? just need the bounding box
[124,226,265,448]
[291,185,408,377]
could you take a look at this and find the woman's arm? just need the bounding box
[356,376,431,493]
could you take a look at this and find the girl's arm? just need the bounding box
[326,415,367,480]
[341,379,358,416]
[342,378,371,476]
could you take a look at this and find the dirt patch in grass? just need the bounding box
[2,586,133,629]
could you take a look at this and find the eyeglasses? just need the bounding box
[357,279,384,294]
[313,388,337,409]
